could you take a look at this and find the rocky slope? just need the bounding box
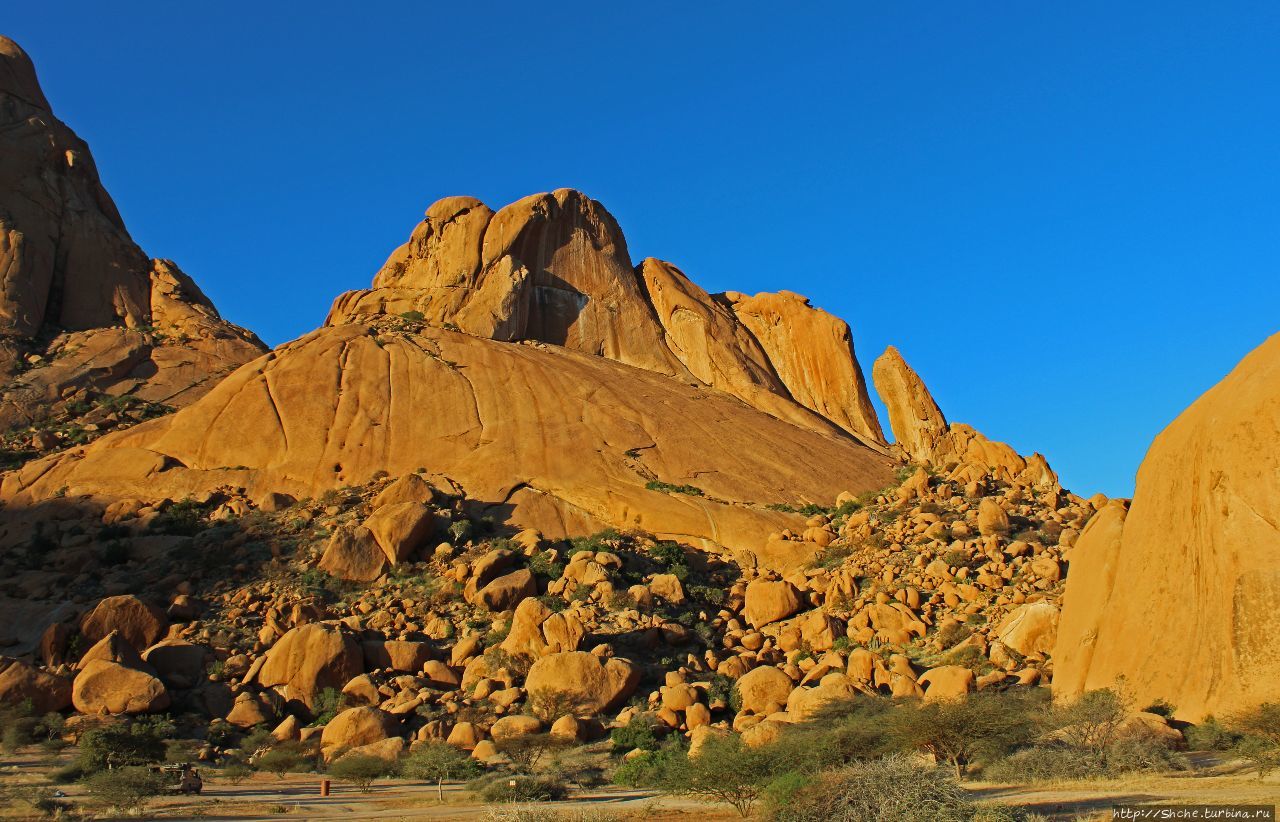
[1055,331,1280,720]
[0,36,264,469]
[0,31,1187,776]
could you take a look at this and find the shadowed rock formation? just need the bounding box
[0,36,264,450]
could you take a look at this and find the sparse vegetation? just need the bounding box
[645,480,704,496]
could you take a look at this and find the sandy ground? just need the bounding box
[3,749,1278,821]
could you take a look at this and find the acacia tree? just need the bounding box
[1228,703,1280,780]
[888,691,1041,778]
[399,742,481,801]
[659,735,778,818]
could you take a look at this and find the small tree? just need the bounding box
[327,754,393,793]
[84,766,168,814]
[888,691,1040,778]
[255,747,302,778]
[399,741,481,801]
[1053,688,1129,754]
[77,717,174,773]
[1228,703,1280,780]
[659,735,777,818]
[494,732,570,773]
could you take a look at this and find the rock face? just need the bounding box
[5,325,894,562]
[254,623,362,711]
[872,346,1057,486]
[525,651,640,714]
[0,37,263,455]
[327,190,886,446]
[1055,333,1280,720]
[0,656,71,712]
[79,595,167,652]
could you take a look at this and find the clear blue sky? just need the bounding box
[7,2,1279,498]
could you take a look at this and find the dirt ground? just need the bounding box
[2,749,1278,821]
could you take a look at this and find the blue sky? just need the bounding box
[7,2,1278,497]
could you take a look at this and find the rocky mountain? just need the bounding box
[1055,331,1280,720]
[0,36,264,469]
[1,188,917,563]
[13,31,1253,791]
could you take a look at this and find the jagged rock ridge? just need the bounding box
[3,188,905,561]
[327,190,885,447]
[872,345,1057,488]
[0,36,264,459]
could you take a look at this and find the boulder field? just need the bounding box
[1,30,1277,757]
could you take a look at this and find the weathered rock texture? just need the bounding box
[3,191,899,561]
[1055,332,1280,720]
[327,190,886,449]
[0,37,263,447]
[872,346,1057,487]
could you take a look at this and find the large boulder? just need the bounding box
[995,602,1059,657]
[0,656,72,713]
[141,641,210,689]
[525,652,640,715]
[477,568,537,612]
[317,526,386,582]
[500,597,585,658]
[361,640,433,673]
[734,665,794,715]
[255,623,363,711]
[744,580,803,628]
[1055,333,1280,720]
[917,666,976,702]
[72,659,170,714]
[320,706,394,755]
[363,502,434,564]
[79,595,168,654]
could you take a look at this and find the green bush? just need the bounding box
[529,552,566,581]
[985,737,1187,782]
[256,746,304,778]
[612,746,682,788]
[311,687,347,725]
[77,716,175,773]
[773,755,979,822]
[84,766,168,813]
[645,480,703,496]
[611,716,661,752]
[1183,716,1240,751]
[327,754,393,792]
[477,774,567,802]
[221,763,254,785]
[399,310,425,322]
[648,541,685,567]
[150,497,207,536]
[688,584,725,606]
